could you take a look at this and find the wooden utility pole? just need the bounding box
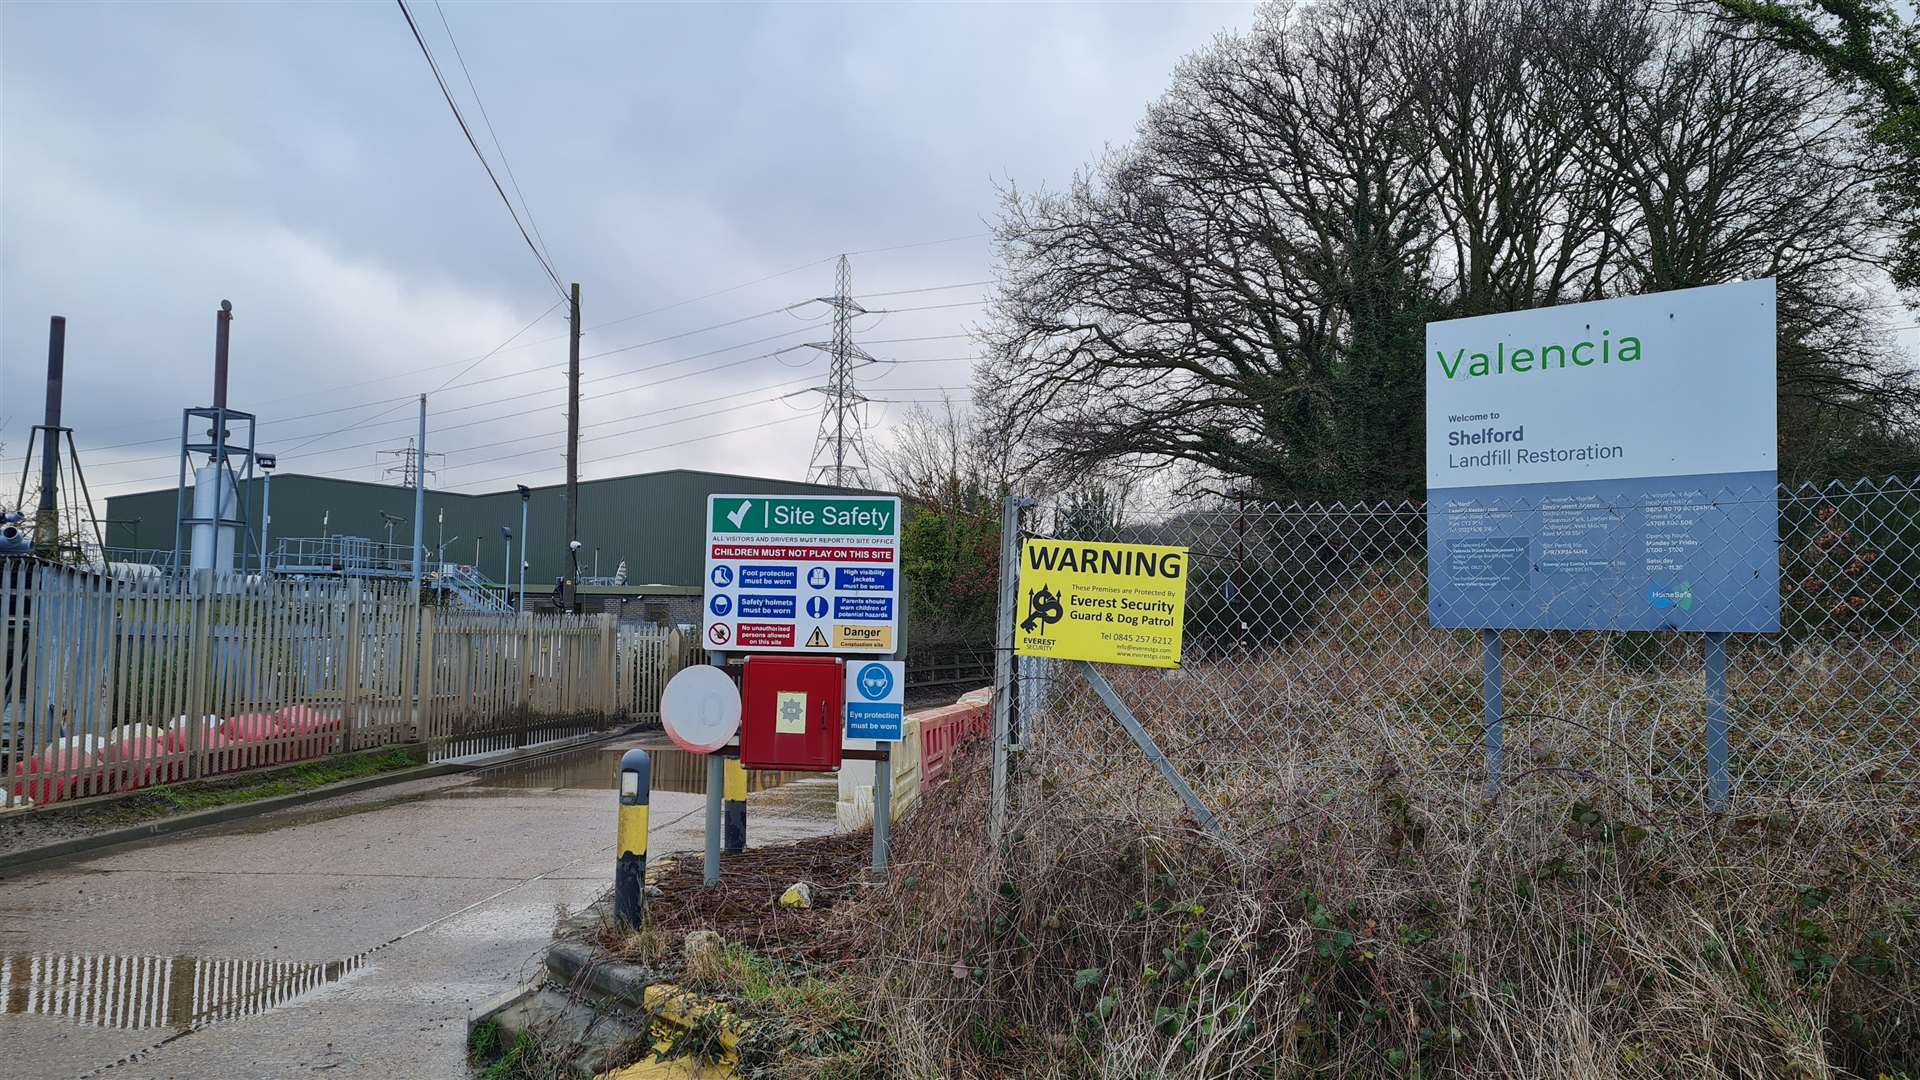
[565,281,581,610]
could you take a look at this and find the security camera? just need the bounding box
[568,540,582,551]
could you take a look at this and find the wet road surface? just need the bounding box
[0,738,840,1079]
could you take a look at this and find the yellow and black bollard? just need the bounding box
[615,749,651,930]
[722,756,747,854]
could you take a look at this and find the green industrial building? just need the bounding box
[104,469,888,617]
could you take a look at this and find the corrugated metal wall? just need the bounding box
[105,469,884,587]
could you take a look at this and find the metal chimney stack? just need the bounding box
[170,299,260,577]
[213,300,231,410]
[31,316,65,558]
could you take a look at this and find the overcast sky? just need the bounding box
[0,0,1255,506]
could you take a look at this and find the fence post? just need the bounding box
[185,570,213,780]
[418,602,437,748]
[598,612,617,718]
[988,495,1030,856]
[522,613,536,715]
[340,578,363,755]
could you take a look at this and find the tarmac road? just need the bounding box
[0,738,839,1080]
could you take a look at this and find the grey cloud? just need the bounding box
[2,0,1254,501]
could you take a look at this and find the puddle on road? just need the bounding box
[203,742,825,834]
[0,949,365,1033]
[462,742,819,796]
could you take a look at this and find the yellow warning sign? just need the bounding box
[833,624,893,651]
[805,626,830,648]
[1014,539,1188,667]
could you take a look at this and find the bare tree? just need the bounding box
[981,0,1915,498]
[873,397,1011,511]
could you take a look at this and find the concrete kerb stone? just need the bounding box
[475,878,751,1080]
[471,947,747,1079]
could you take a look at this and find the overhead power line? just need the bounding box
[853,280,991,300]
[451,413,817,493]
[49,300,812,470]
[395,0,567,302]
[431,0,558,275]
[67,257,984,492]
[274,297,567,459]
[259,357,927,489]
[46,322,982,490]
[432,297,568,393]
[843,232,989,258]
[81,334,835,493]
[455,382,970,494]
[864,299,988,315]
[3,262,985,459]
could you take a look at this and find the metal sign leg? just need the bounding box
[1482,629,1503,801]
[1078,661,1224,841]
[704,650,727,887]
[1705,631,1730,811]
[871,742,892,879]
[704,754,723,886]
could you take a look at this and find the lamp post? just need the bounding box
[257,453,276,575]
[501,525,513,607]
[516,485,531,614]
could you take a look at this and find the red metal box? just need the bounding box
[739,655,844,772]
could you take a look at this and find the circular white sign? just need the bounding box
[660,665,741,754]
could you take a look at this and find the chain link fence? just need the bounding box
[1000,476,1920,834]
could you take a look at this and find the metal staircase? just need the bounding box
[437,563,511,614]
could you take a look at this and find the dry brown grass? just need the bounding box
[833,676,1920,1079]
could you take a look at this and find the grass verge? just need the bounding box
[468,1020,577,1080]
[835,708,1920,1078]
[678,943,868,1078]
[0,746,428,857]
[89,746,425,820]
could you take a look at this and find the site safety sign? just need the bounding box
[1014,539,1189,667]
[844,659,905,741]
[703,494,901,654]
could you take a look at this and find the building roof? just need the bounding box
[104,466,897,588]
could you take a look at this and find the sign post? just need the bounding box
[1425,280,1778,804]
